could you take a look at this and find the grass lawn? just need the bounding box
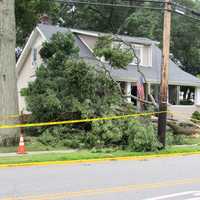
[0,136,200,165]
[0,137,69,153]
[0,145,200,165]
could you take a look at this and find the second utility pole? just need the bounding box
[158,0,172,147]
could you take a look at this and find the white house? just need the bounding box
[16,24,200,121]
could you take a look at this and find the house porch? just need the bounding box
[121,82,200,121]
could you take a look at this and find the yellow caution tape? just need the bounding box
[0,111,168,129]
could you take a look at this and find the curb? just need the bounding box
[0,151,200,169]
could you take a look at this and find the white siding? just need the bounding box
[78,34,97,50]
[17,34,44,112]
[142,45,152,67]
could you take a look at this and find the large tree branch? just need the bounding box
[124,95,156,105]
[112,35,158,108]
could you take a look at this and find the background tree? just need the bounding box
[15,0,59,46]
[122,1,200,75]
[0,0,19,146]
[15,0,200,75]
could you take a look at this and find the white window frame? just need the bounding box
[129,45,143,66]
[98,41,152,67]
[114,42,144,66]
[149,45,153,67]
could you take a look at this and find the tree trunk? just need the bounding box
[0,0,19,146]
[167,121,200,136]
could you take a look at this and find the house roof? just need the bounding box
[38,23,159,46]
[17,23,200,87]
[37,24,94,59]
[109,45,200,87]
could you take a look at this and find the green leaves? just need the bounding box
[22,32,122,128]
[94,35,134,69]
[40,32,79,61]
[15,0,60,46]
[128,119,162,152]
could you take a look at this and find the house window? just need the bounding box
[32,48,37,67]
[99,41,152,67]
[113,42,143,65]
[130,47,142,65]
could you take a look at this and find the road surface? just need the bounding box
[0,154,200,200]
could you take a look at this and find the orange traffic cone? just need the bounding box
[17,134,26,154]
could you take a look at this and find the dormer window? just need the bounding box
[130,46,142,65]
[113,42,152,67]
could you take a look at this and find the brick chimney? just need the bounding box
[39,14,50,25]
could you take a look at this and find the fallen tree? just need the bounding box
[167,121,200,136]
[152,117,200,136]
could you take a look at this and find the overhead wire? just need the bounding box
[55,0,200,23]
[55,0,164,11]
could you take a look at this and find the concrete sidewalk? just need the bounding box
[0,149,76,157]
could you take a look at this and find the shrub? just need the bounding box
[38,126,86,148]
[166,131,186,145]
[0,134,19,147]
[128,119,162,152]
[84,118,161,152]
[192,111,200,121]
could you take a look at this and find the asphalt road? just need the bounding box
[0,155,200,200]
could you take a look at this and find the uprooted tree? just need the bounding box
[22,32,161,151]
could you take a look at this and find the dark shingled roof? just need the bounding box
[38,24,200,87]
[38,24,94,59]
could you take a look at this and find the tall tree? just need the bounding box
[0,0,19,145]
[15,0,59,46]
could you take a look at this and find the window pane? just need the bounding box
[32,48,37,66]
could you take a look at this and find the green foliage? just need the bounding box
[166,132,186,146]
[122,2,200,75]
[22,32,161,152]
[37,117,161,152]
[22,32,122,133]
[0,135,19,147]
[39,32,79,61]
[94,36,133,69]
[15,0,59,46]
[179,100,194,105]
[85,120,124,148]
[125,9,162,41]
[38,126,85,148]
[128,119,161,152]
[84,118,161,152]
[192,111,200,121]
[16,0,200,74]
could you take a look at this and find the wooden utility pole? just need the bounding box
[0,0,19,145]
[158,0,172,147]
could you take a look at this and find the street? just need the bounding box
[0,154,200,200]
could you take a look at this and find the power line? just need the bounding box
[173,1,200,22]
[173,1,200,15]
[57,0,165,4]
[55,0,164,11]
[174,10,200,22]
[56,0,200,22]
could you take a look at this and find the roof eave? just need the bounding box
[16,26,47,76]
